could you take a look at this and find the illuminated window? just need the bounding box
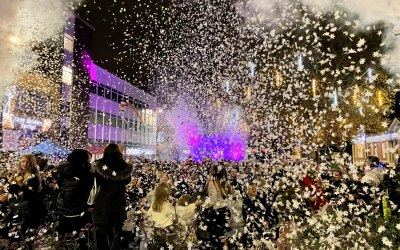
[64,34,74,52]
[382,142,386,159]
[62,66,73,85]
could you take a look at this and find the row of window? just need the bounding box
[88,138,155,147]
[89,82,148,109]
[88,110,156,133]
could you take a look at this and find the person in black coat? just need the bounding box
[92,144,132,250]
[242,181,278,248]
[56,149,93,237]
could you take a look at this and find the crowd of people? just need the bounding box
[0,144,399,249]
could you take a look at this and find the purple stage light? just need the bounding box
[182,124,247,162]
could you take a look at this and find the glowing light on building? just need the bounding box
[81,50,98,82]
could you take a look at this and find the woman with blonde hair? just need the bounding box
[146,182,201,249]
[10,154,41,191]
[147,182,200,227]
[7,154,45,230]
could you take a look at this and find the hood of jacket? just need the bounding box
[93,160,133,181]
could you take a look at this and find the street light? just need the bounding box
[7,35,19,45]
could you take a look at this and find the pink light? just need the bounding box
[81,50,98,82]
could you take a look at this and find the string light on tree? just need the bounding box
[297,54,304,71]
[249,62,255,78]
[275,70,282,87]
[353,85,360,106]
[246,86,252,99]
[367,68,373,83]
[224,80,230,94]
[333,89,339,106]
[378,90,383,106]
[311,79,317,97]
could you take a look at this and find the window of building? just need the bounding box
[382,142,386,160]
[112,90,117,102]
[97,113,104,124]
[111,114,117,127]
[97,84,104,97]
[117,92,124,103]
[89,84,97,94]
[117,117,123,128]
[125,119,130,130]
[106,114,111,126]
[128,97,134,104]
[64,33,74,52]
[105,87,111,100]
[62,66,73,85]
[89,111,96,123]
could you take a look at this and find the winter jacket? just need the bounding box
[242,191,277,234]
[302,176,328,212]
[56,162,93,217]
[7,175,45,230]
[92,159,132,225]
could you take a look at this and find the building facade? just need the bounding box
[352,118,400,165]
[1,73,59,151]
[63,14,157,157]
[85,61,157,157]
[1,13,157,157]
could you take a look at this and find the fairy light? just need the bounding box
[249,62,255,78]
[333,89,338,106]
[311,79,317,97]
[216,98,222,110]
[275,70,282,87]
[367,68,373,83]
[297,54,304,71]
[353,85,360,106]
[246,86,252,99]
[378,90,383,106]
[224,80,230,94]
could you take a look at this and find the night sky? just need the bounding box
[77,0,400,119]
[77,0,171,92]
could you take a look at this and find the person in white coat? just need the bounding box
[146,182,201,228]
